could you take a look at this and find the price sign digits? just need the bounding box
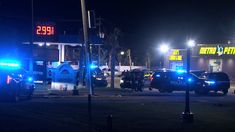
[36,25,55,36]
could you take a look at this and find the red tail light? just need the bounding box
[6,75,12,84]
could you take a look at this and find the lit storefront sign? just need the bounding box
[199,45,235,56]
[169,49,183,61]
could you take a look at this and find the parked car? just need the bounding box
[102,68,121,77]
[0,67,34,102]
[91,68,108,87]
[150,71,205,93]
[197,72,230,95]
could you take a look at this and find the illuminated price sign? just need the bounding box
[169,49,183,61]
[36,25,55,36]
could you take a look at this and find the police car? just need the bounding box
[0,59,34,102]
[150,70,205,93]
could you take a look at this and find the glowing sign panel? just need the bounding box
[169,55,182,61]
[223,47,235,54]
[199,47,216,55]
[199,46,235,56]
[169,49,183,61]
[36,25,55,36]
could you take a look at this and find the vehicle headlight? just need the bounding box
[96,78,102,80]
[120,79,124,84]
[205,80,215,85]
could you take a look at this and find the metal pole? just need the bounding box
[81,0,92,131]
[182,47,194,123]
[185,48,190,113]
[81,0,92,94]
[29,0,34,75]
[128,49,132,70]
[98,45,101,67]
[107,115,113,132]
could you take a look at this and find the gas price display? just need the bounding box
[36,25,55,36]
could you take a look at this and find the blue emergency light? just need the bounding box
[0,59,21,69]
[176,69,186,74]
[27,77,33,82]
[89,64,97,69]
[187,78,193,82]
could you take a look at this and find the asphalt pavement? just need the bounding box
[1,90,235,132]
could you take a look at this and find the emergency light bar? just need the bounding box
[90,64,97,69]
[0,59,21,69]
[0,62,20,67]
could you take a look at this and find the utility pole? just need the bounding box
[80,0,92,131]
[81,0,92,94]
[29,0,34,75]
[182,41,194,123]
[127,49,132,70]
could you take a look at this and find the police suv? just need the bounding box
[0,59,34,102]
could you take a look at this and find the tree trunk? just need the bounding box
[111,49,115,89]
[78,45,85,87]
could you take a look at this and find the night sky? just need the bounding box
[1,0,235,58]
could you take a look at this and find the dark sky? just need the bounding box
[1,0,235,56]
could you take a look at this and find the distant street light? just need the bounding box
[187,40,196,47]
[159,43,170,69]
[120,51,125,55]
[159,44,169,53]
[182,39,195,123]
[46,43,51,46]
[38,43,44,47]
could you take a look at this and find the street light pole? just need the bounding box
[80,0,93,131]
[159,43,169,69]
[81,0,92,94]
[182,40,194,123]
[127,49,132,70]
[185,47,191,112]
[29,0,34,76]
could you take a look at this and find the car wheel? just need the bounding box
[12,93,20,102]
[167,90,173,93]
[195,89,208,95]
[27,94,32,100]
[194,89,201,95]
[222,89,228,95]
[158,88,165,93]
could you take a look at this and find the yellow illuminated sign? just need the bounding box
[199,46,235,56]
[172,50,180,55]
[199,47,216,55]
[223,47,235,54]
[169,55,182,61]
[169,49,182,61]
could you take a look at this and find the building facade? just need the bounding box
[164,44,235,80]
[191,44,235,80]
